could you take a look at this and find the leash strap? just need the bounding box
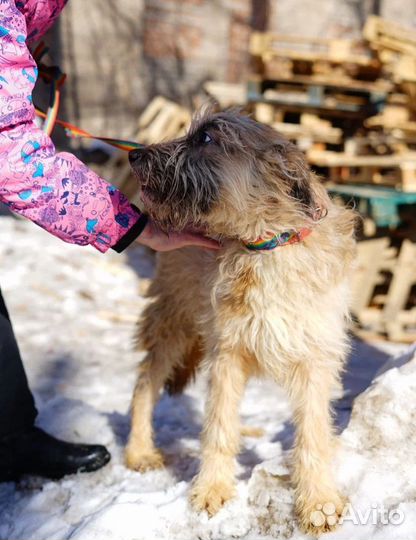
[35,108,144,151]
[33,42,143,151]
[34,42,66,137]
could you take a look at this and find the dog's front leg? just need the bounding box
[190,349,247,516]
[287,361,345,535]
[125,352,170,472]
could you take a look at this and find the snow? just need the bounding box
[1,214,416,540]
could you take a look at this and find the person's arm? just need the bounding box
[0,1,219,254]
[0,0,147,253]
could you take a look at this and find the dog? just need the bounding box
[125,110,356,535]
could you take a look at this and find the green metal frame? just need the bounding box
[327,183,416,228]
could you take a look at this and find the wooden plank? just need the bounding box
[203,81,247,107]
[401,163,416,192]
[250,32,375,66]
[137,98,191,144]
[364,16,416,56]
[250,32,269,56]
[365,104,410,129]
[251,90,373,116]
[271,120,342,144]
[254,107,342,144]
[350,238,396,316]
[356,307,384,331]
[137,96,169,130]
[308,149,416,167]
[383,240,416,340]
[247,93,375,118]
[392,55,416,83]
[309,150,416,191]
[256,74,390,94]
[254,102,275,124]
[344,133,411,157]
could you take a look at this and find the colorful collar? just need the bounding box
[244,228,312,251]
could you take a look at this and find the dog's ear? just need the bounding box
[289,174,314,209]
[269,139,327,220]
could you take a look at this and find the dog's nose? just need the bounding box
[129,149,143,163]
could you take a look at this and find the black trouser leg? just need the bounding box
[0,288,37,438]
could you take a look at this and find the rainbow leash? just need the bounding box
[34,42,144,152]
[245,228,312,251]
[35,108,144,151]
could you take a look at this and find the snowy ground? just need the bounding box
[1,214,416,540]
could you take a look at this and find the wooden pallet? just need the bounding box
[247,77,385,118]
[254,104,342,149]
[352,238,416,342]
[250,33,372,63]
[351,237,397,315]
[364,16,416,85]
[308,149,416,192]
[136,96,191,143]
[250,32,380,81]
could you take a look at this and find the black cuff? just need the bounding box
[111,209,148,253]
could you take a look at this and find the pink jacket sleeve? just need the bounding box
[0,0,144,253]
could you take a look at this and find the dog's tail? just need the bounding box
[165,338,204,395]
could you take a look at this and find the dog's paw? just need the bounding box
[124,447,165,472]
[190,480,236,516]
[297,495,346,536]
[240,425,265,438]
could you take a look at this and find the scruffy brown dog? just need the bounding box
[126,111,356,535]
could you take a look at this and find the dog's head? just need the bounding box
[129,110,327,241]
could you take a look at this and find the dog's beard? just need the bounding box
[135,181,205,233]
[144,201,196,233]
[133,163,220,233]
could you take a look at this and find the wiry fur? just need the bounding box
[126,111,356,535]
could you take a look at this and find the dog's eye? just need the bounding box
[201,131,213,144]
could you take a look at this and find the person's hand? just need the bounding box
[136,218,220,252]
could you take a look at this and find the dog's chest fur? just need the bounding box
[158,224,353,381]
[213,247,349,374]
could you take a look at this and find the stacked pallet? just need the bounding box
[364,16,416,88]
[248,17,416,194]
[245,20,416,341]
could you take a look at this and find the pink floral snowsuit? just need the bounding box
[0,0,146,253]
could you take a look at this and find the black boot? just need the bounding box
[0,427,111,482]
